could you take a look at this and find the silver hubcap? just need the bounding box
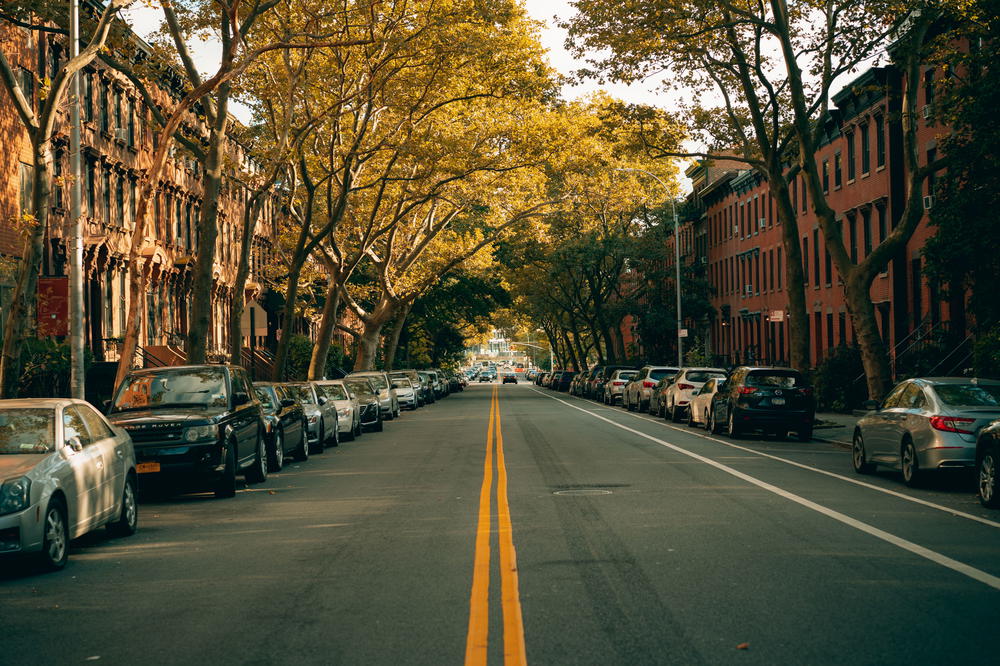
[902,444,915,480]
[853,437,864,468]
[124,482,136,528]
[46,508,66,563]
[981,454,996,502]
[275,433,283,469]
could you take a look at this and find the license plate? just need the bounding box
[136,462,161,474]
[772,397,786,405]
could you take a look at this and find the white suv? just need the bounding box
[662,367,729,422]
[624,366,679,412]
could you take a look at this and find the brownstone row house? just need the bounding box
[628,61,965,380]
[1,20,290,379]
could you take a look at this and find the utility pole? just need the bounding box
[68,0,85,399]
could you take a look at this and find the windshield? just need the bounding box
[392,380,411,390]
[255,387,276,411]
[286,385,316,404]
[687,371,727,383]
[933,384,1000,407]
[354,374,388,390]
[112,368,228,411]
[318,384,349,401]
[0,408,56,454]
[345,380,375,397]
[746,372,804,388]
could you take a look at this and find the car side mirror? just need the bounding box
[65,436,83,453]
[318,396,328,405]
[863,399,880,411]
[233,391,250,406]
[102,399,112,413]
[280,398,295,408]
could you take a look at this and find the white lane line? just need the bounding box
[548,391,1000,530]
[532,389,1000,591]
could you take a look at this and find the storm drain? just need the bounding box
[553,489,613,496]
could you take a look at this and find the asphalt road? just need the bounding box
[3,381,999,665]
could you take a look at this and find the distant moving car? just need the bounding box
[502,373,517,384]
[708,367,815,441]
[603,369,638,405]
[479,372,493,383]
[254,382,308,469]
[0,399,138,569]
[660,367,727,421]
[108,364,266,498]
[853,377,1000,487]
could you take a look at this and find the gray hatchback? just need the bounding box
[853,377,1000,486]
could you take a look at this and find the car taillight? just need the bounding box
[678,383,694,390]
[929,416,976,434]
[613,381,624,386]
[643,380,655,388]
[738,386,757,395]
[799,387,813,396]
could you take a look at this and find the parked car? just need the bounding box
[660,367,728,421]
[108,365,266,498]
[343,377,384,432]
[417,371,437,402]
[592,365,635,402]
[254,382,308,470]
[0,399,138,569]
[390,376,419,410]
[555,370,577,392]
[686,377,725,429]
[314,380,362,441]
[708,367,815,441]
[853,377,1000,487]
[546,371,562,389]
[535,372,548,386]
[348,371,399,420]
[603,369,639,405]
[390,371,426,407]
[976,418,1000,508]
[286,382,338,452]
[502,373,518,384]
[623,366,679,413]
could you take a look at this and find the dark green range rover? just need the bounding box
[107,365,267,498]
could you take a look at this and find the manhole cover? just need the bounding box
[553,489,613,496]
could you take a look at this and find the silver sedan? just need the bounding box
[853,378,1000,486]
[0,399,138,570]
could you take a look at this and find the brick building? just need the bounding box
[674,62,963,376]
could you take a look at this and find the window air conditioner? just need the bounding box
[923,195,934,210]
[759,218,767,229]
[745,284,753,295]
[921,105,933,120]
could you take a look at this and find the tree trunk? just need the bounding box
[846,275,892,401]
[768,175,811,372]
[307,280,341,380]
[186,93,230,364]
[230,186,273,365]
[0,141,51,397]
[383,303,411,371]
[354,322,384,371]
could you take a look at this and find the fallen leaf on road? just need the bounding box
[85,657,101,661]
[267,490,277,495]
[736,643,750,650]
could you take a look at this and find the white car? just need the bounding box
[348,371,399,419]
[604,369,639,405]
[314,381,362,441]
[0,399,138,570]
[686,377,726,428]
[391,377,419,410]
[662,367,729,422]
[623,366,679,412]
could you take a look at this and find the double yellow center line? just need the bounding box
[465,385,527,666]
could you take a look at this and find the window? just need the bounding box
[777,247,782,290]
[822,160,829,193]
[839,312,847,345]
[801,177,808,212]
[130,180,137,229]
[104,269,114,336]
[116,176,125,227]
[47,41,59,81]
[802,236,809,286]
[927,148,937,196]
[791,177,798,211]
[877,205,887,244]
[99,81,109,133]
[860,122,870,174]
[53,152,64,209]
[862,208,872,256]
[834,152,842,188]
[18,67,34,108]
[103,170,112,224]
[113,88,122,135]
[846,132,856,180]
[826,314,834,357]
[924,68,935,107]
[127,99,136,147]
[78,404,113,440]
[813,229,820,286]
[769,250,774,291]
[848,214,857,263]
[83,73,94,123]
[875,115,886,168]
[63,407,93,447]
[19,162,34,215]
[85,159,96,215]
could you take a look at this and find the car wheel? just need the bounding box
[727,407,742,439]
[979,445,1000,508]
[343,419,355,442]
[797,426,813,442]
[296,423,310,461]
[331,424,340,447]
[270,430,285,472]
[374,416,384,432]
[901,438,922,487]
[215,440,237,498]
[686,408,695,428]
[671,404,683,423]
[626,395,634,411]
[108,474,138,537]
[852,431,876,474]
[311,425,325,454]
[39,498,69,570]
[246,431,268,484]
[708,409,721,434]
[354,417,363,438]
[385,408,394,421]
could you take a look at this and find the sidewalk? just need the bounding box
[812,411,864,448]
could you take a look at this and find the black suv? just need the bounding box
[708,366,815,441]
[107,365,267,498]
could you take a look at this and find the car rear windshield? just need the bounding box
[687,371,727,383]
[617,371,638,379]
[0,409,55,454]
[745,372,804,388]
[287,385,316,404]
[112,368,228,411]
[318,384,349,401]
[650,369,678,380]
[933,384,1000,407]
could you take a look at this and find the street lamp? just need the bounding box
[615,168,683,368]
[509,341,553,372]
